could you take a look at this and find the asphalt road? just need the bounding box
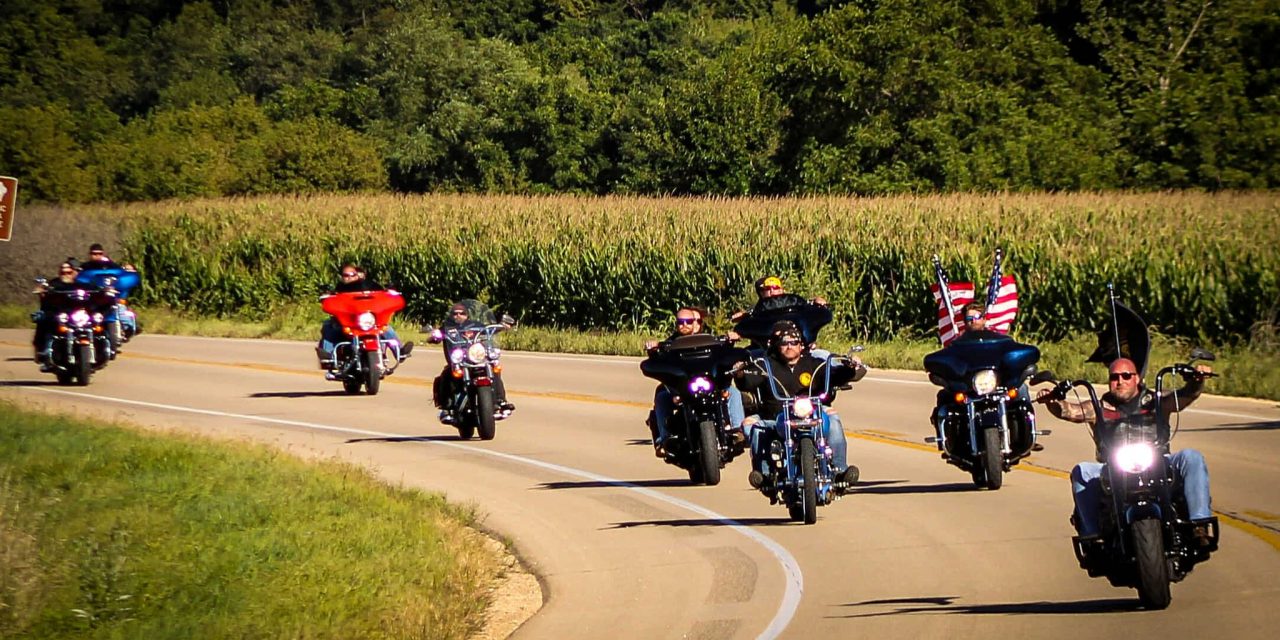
[3,329,1279,640]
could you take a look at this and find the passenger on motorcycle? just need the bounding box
[80,243,122,272]
[316,264,412,369]
[737,321,865,493]
[1036,357,1215,547]
[645,306,748,457]
[729,276,830,355]
[32,260,97,370]
[431,302,515,419]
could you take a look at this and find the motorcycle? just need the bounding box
[1039,349,1221,609]
[922,331,1049,489]
[428,301,514,441]
[640,334,751,485]
[319,289,407,395]
[76,267,142,350]
[32,279,116,385]
[749,349,861,524]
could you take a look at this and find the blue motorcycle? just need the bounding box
[76,267,142,352]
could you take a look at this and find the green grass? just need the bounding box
[4,303,1273,401]
[0,402,503,640]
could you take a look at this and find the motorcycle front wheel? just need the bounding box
[476,386,496,440]
[74,343,92,386]
[362,350,381,395]
[697,420,720,486]
[787,438,818,524]
[981,428,1004,490]
[1133,518,1172,609]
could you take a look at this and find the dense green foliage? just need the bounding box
[2,0,1276,201]
[0,402,498,639]
[90,192,1278,346]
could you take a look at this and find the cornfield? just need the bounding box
[90,191,1278,344]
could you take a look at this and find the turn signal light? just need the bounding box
[492,365,502,374]
[953,392,967,404]
[1007,388,1019,399]
[451,368,464,379]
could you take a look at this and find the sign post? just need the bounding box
[0,176,16,242]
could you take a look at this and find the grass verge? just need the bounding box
[0,401,503,639]
[3,303,1276,401]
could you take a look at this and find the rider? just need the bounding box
[315,264,412,369]
[929,302,1000,428]
[1036,357,1215,547]
[79,243,122,272]
[31,260,97,371]
[729,275,831,355]
[737,320,866,494]
[644,306,748,457]
[430,302,515,420]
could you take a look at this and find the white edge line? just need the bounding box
[25,386,802,640]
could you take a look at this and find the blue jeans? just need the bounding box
[1071,448,1211,537]
[653,385,745,444]
[748,412,849,476]
[319,318,400,357]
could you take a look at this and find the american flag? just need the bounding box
[929,275,1018,347]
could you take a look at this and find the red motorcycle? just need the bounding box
[320,290,407,395]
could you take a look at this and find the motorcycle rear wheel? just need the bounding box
[981,428,1004,490]
[697,420,721,486]
[362,350,381,395]
[1133,518,1172,609]
[476,387,496,440]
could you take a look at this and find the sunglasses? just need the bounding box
[59,269,75,274]
[675,318,700,325]
[1109,372,1138,381]
[451,310,468,316]
[778,339,803,347]
[90,251,104,256]
[965,315,983,322]
[341,272,358,277]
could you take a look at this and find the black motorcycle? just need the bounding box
[923,330,1048,489]
[33,280,116,385]
[429,302,515,441]
[1040,349,1220,609]
[641,334,750,485]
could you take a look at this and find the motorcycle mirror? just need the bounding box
[501,313,516,327]
[1029,370,1057,385]
[847,345,865,356]
[421,324,437,333]
[34,277,48,286]
[1189,348,1216,362]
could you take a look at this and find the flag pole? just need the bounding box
[1107,282,1121,361]
[934,254,958,344]
[985,247,1003,309]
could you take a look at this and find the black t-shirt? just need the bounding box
[739,353,856,418]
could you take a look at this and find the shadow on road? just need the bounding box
[850,482,976,495]
[832,596,1140,618]
[249,390,360,398]
[0,379,61,387]
[1189,420,1280,432]
[625,438,655,447]
[538,478,700,490]
[606,516,794,529]
[345,435,469,444]
[5,357,34,362]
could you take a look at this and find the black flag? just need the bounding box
[1086,287,1150,377]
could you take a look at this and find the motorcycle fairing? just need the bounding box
[924,331,1040,386]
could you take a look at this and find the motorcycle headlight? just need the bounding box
[449,348,466,364]
[793,397,815,419]
[57,313,69,323]
[92,313,104,323]
[70,309,92,327]
[972,370,998,396]
[1113,443,1157,474]
[356,311,376,331]
[688,376,713,394]
[466,342,488,364]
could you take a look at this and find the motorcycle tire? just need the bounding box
[697,420,721,486]
[457,424,476,440]
[476,386,496,441]
[362,350,381,396]
[1133,518,1172,609]
[56,370,74,385]
[981,428,1004,490]
[74,343,92,386]
[342,376,363,394]
[799,437,818,524]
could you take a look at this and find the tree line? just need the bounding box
[2,0,1276,202]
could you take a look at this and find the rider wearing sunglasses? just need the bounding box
[644,306,748,456]
[31,259,97,370]
[1037,357,1216,547]
[316,264,412,368]
[737,321,867,495]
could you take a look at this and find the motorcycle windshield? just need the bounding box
[443,299,498,328]
[76,268,141,298]
[43,288,115,312]
[321,291,405,331]
[733,302,832,346]
[923,331,1040,386]
[640,335,749,388]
